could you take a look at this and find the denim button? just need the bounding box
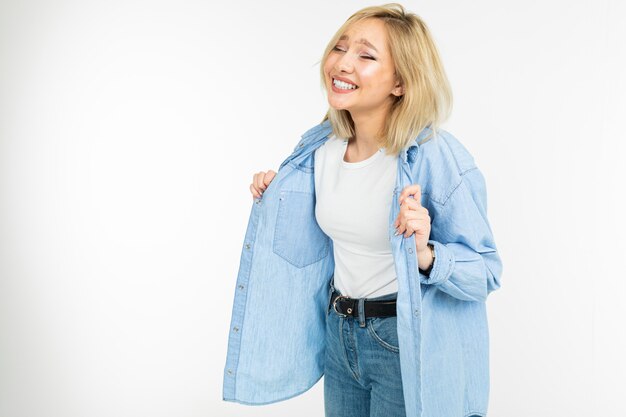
[233,326,239,332]
[245,243,251,249]
[238,284,244,290]
[408,247,413,254]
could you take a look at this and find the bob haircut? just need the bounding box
[318,3,452,156]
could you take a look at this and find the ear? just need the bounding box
[392,82,404,97]
[391,73,404,96]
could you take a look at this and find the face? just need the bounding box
[323,18,403,116]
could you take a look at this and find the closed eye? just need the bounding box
[331,46,376,60]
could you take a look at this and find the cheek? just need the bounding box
[360,68,386,88]
[359,67,378,79]
[322,58,335,77]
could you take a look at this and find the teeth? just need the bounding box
[333,78,357,90]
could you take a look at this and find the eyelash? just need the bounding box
[331,46,376,60]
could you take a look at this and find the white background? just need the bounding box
[1,1,624,416]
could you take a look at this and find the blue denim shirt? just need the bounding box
[223,119,503,417]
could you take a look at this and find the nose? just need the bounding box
[334,52,354,73]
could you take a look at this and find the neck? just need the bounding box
[349,105,391,156]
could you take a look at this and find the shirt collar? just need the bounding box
[300,119,333,143]
[299,119,433,165]
[398,124,434,165]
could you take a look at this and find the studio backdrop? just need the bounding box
[0,1,624,416]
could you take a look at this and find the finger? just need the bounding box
[406,219,430,238]
[395,202,413,232]
[395,214,409,231]
[395,208,406,230]
[406,185,422,204]
[399,184,422,204]
[396,217,411,234]
[396,195,424,234]
[400,200,427,218]
[254,172,266,191]
[250,183,261,198]
[403,206,430,220]
[403,222,416,238]
[253,173,265,194]
[402,198,422,210]
[252,172,260,189]
[404,220,427,238]
[263,170,276,187]
[399,184,421,202]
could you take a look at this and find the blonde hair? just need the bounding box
[318,3,452,155]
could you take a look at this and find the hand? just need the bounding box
[393,184,431,254]
[250,169,277,199]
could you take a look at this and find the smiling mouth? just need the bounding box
[332,77,359,90]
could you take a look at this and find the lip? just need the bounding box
[331,75,359,94]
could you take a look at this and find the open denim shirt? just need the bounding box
[223,119,503,417]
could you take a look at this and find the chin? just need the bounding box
[327,98,351,112]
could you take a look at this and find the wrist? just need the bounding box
[417,243,435,274]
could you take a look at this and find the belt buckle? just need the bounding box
[332,295,351,317]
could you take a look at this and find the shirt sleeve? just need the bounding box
[417,167,503,302]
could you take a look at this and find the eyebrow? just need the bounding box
[338,35,379,53]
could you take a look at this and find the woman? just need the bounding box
[224,3,502,417]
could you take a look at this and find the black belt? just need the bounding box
[329,290,397,318]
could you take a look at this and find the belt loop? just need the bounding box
[358,298,366,327]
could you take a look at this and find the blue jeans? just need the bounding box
[324,278,406,417]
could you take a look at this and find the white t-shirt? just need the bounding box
[314,134,398,299]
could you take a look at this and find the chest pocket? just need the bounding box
[273,190,330,268]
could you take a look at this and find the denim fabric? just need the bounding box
[324,278,405,417]
[223,119,503,417]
